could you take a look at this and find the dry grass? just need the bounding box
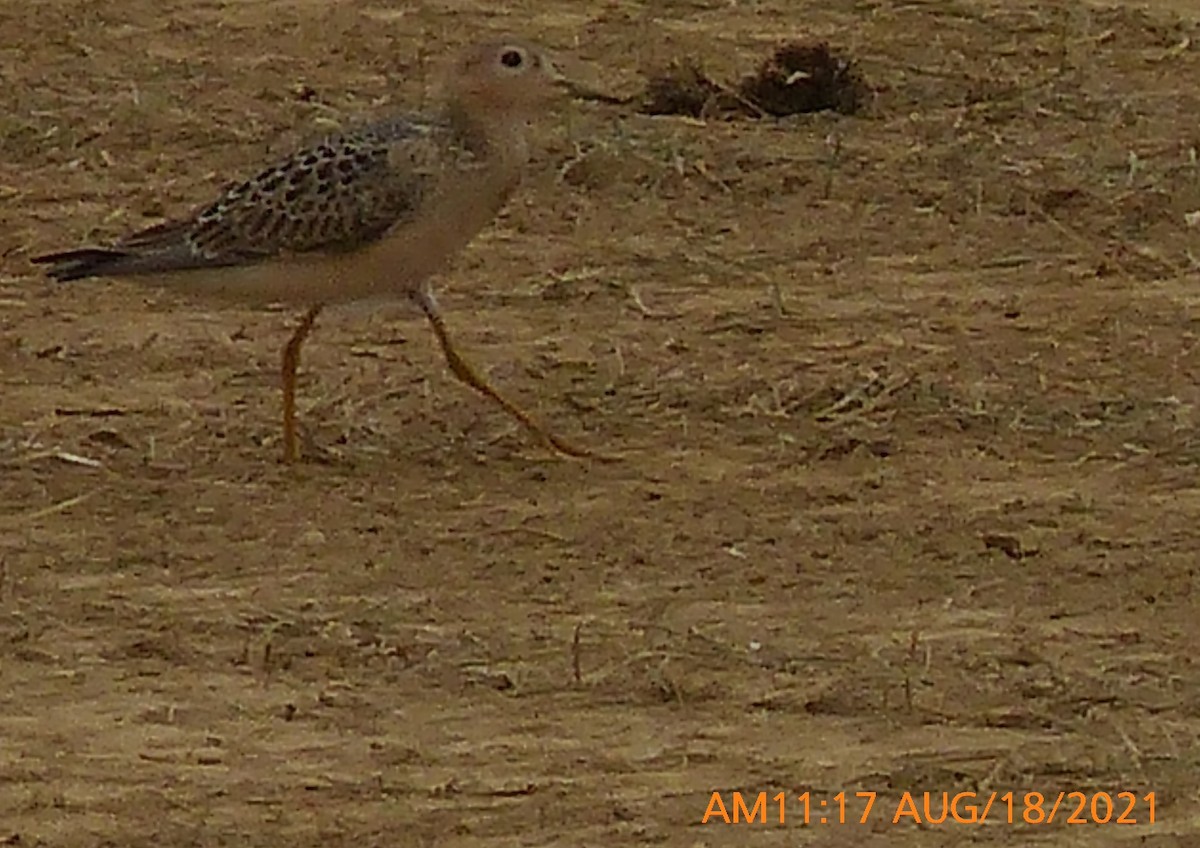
[3,0,1200,846]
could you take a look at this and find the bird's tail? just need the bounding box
[29,248,139,282]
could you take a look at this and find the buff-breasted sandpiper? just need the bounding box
[32,38,603,464]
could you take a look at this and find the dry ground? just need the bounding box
[3,0,1200,845]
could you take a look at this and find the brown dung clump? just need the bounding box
[739,41,866,116]
[640,59,730,118]
[638,40,867,119]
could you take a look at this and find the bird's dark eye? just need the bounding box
[500,48,524,68]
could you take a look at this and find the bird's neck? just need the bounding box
[441,100,530,172]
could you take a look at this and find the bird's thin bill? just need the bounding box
[543,50,622,103]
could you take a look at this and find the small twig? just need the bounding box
[54,451,104,468]
[813,368,913,423]
[711,77,767,119]
[611,341,626,379]
[903,630,922,712]
[495,525,570,544]
[572,621,584,685]
[769,282,788,317]
[54,406,128,418]
[692,159,732,194]
[978,254,1038,269]
[1111,716,1146,782]
[0,489,101,526]
[625,284,681,320]
[262,638,274,684]
[12,448,105,469]
[822,133,842,200]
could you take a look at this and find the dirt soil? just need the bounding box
[3,0,1200,845]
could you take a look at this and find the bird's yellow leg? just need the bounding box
[281,305,323,464]
[411,290,611,461]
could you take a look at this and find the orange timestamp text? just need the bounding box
[701,790,1158,826]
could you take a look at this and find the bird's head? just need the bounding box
[442,38,576,119]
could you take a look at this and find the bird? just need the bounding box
[31,37,607,464]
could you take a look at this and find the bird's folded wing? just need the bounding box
[35,117,443,281]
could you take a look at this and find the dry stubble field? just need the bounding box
[3,0,1200,846]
